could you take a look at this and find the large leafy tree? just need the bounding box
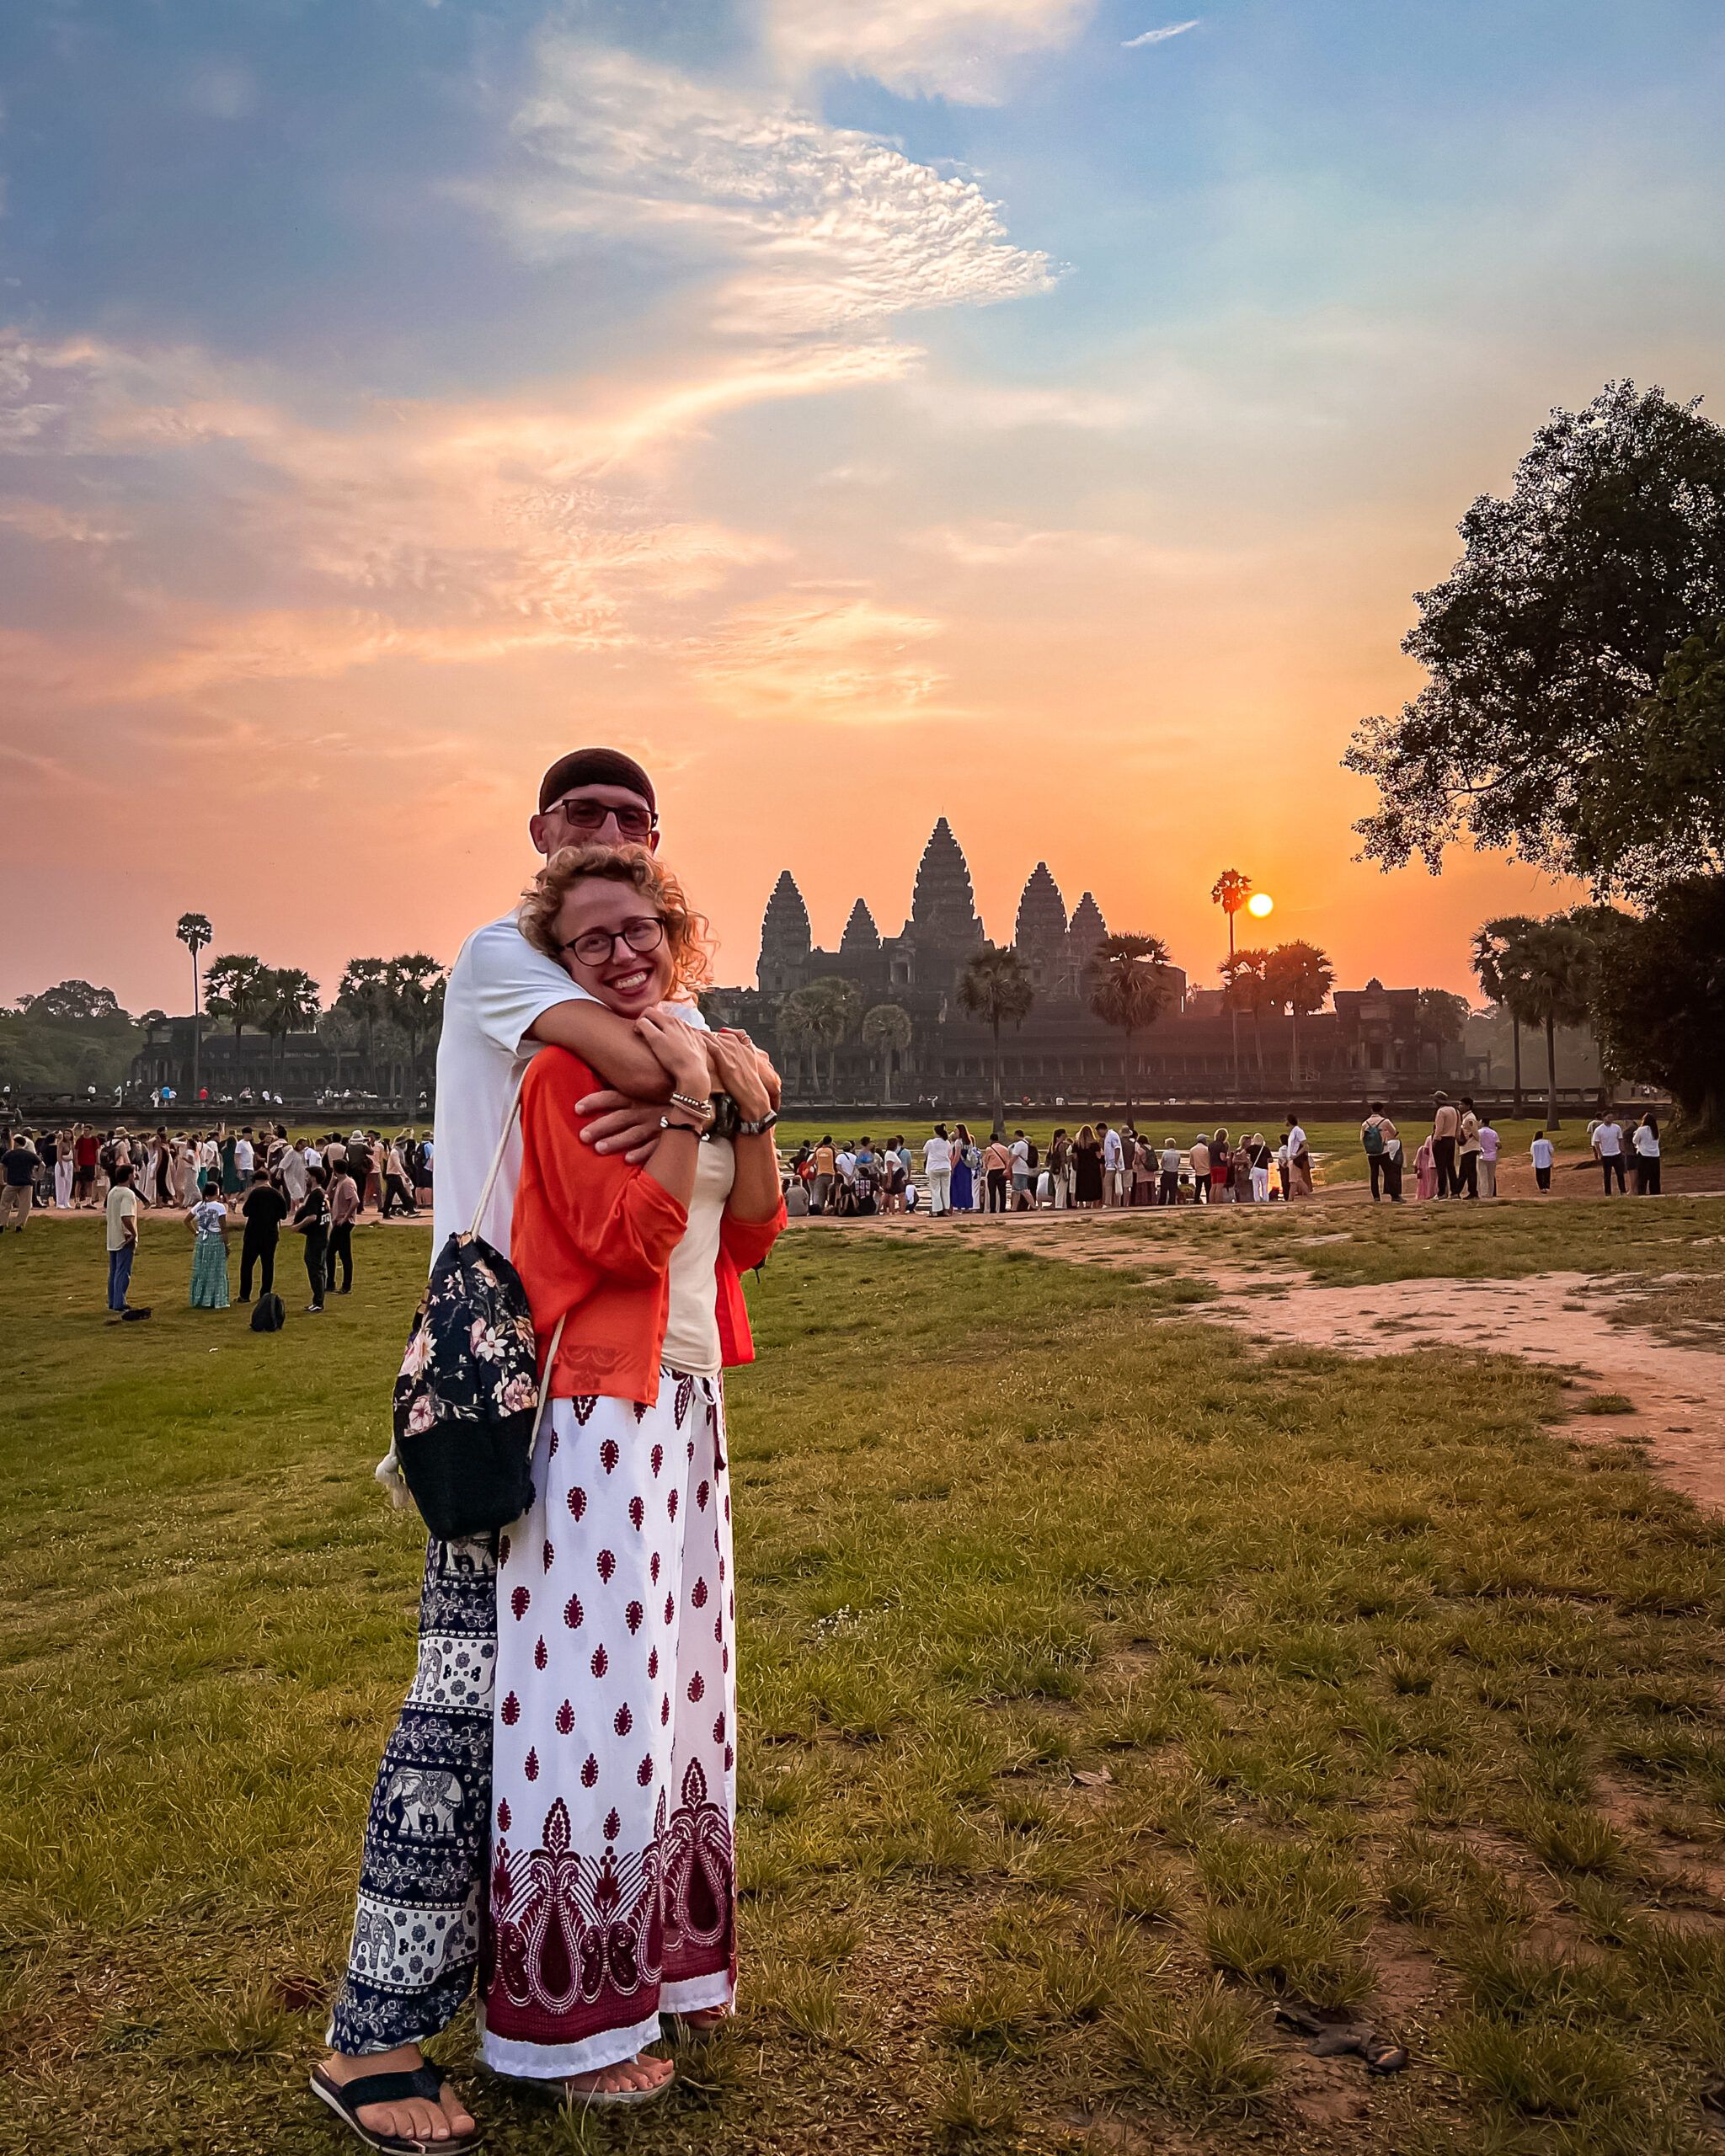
[1087,933,1175,1118]
[16,979,123,1022]
[1591,877,1725,1136]
[1346,382,1725,898]
[957,947,1033,1135]
[1263,942,1335,1090]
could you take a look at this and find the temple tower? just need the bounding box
[1064,890,1108,995]
[909,818,985,960]
[841,899,882,957]
[757,870,812,995]
[1013,862,1068,993]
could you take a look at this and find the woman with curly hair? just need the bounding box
[473,844,784,2108]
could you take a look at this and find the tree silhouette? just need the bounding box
[1220,948,1274,1089]
[1264,942,1335,1090]
[1471,915,1539,1113]
[958,947,1033,1134]
[860,1003,912,1104]
[175,913,212,1099]
[203,954,270,1045]
[1087,933,1175,1118]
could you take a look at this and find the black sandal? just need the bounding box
[310,2063,483,2153]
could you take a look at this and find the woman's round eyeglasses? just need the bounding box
[560,915,667,969]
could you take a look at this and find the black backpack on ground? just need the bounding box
[250,1292,286,1332]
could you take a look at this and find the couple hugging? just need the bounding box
[313,749,785,2150]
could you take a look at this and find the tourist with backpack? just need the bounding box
[1361,1102,1401,1203]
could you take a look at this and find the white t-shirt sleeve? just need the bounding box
[461,915,596,1058]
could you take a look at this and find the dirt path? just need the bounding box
[861,1210,1725,1512]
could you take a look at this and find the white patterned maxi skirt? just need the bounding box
[478,1372,738,2079]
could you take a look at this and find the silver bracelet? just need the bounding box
[669,1091,713,1120]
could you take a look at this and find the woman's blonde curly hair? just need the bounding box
[519,844,713,997]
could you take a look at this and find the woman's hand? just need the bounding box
[635,1009,713,1102]
[707,1029,773,1123]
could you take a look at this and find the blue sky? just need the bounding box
[4,0,1723,1009]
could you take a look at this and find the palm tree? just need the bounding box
[384,953,448,1113]
[1220,947,1274,1090]
[260,967,321,1088]
[1514,918,1594,1129]
[317,1004,363,1096]
[175,912,212,1100]
[860,1003,912,1103]
[1264,941,1335,1090]
[800,977,862,1097]
[1210,871,1252,1095]
[1471,915,1538,1113]
[202,953,271,1095]
[338,958,392,1094]
[1087,933,1175,1118]
[772,989,819,1100]
[957,947,1033,1135]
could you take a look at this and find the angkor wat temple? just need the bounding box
[703,820,1469,1109]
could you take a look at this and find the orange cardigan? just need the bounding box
[510,1045,785,1406]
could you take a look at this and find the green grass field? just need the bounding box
[8,1212,1725,2155]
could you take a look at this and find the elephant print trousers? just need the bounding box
[328,1533,498,2055]
[478,1374,738,2080]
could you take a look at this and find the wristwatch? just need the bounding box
[735,1107,779,1139]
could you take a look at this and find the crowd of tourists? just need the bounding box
[782,1119,1315,1216]
[0,1119,435,1321]
[1360,1093,1664,1202]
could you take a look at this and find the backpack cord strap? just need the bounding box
[531,1314,567,1444]
[469,1068,529,1241]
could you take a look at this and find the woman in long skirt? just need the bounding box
[187,1191,232,1307]
[478,846,784,2104]
[949,1123,975,1213]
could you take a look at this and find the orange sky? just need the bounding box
[5,1,1717,1015]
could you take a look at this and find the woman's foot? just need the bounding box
[563,2052,675,2101]
[318,2047,476,2145]
[675,2007,729,2032]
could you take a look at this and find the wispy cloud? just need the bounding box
[689,590,946,723]
[493,42,1055,337]
[764,0,1095,104]
[1122,19,1199,49]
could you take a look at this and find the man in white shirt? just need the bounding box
[922,1125,953,1215]
[280,1140,309,1206]
[1285,1117,1311,1198]
[233,1132,254,1178]
[1100,1122,1125,1207]
[1595,1110,1626,1193]
[324,749,777,2137]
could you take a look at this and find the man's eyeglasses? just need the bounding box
[546,796,657,839]
[560,916,667,969]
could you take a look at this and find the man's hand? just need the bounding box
[576,1091,667,1164]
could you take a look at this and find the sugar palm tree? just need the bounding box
[1220,947,1274,1090]
[1264,941,1335,1090]
[202,953,271,1096]
[860,1002,912,1105]
[958,947,1033,1136]
[1471,915,1539,1113]
[1210,870,1252,1094]
[338,958,392,1094]
[175,912,212,1099]
[261,967,322,1088]
[1087,933,1175,1118]
[1514,918,1594,1129]
[800,976,862,1098]
[384,953,447,1113]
